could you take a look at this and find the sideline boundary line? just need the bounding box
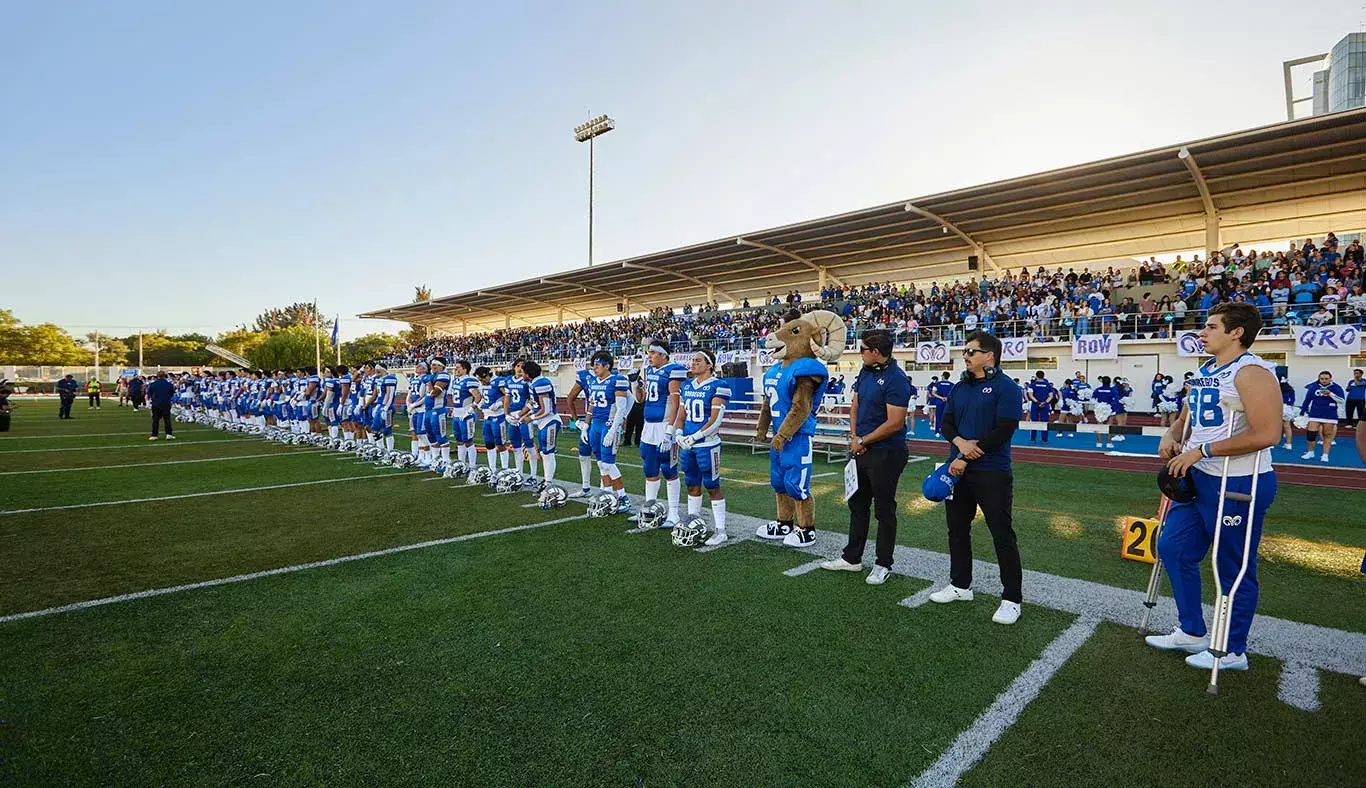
[0,451,319,476]
[0,438,258,455]
[0,513,592,625]
[0,471,425,515]
[0,431,155,440]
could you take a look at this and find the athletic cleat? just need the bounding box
[569,488,592,499]
[615,498,633,514]
[820,557,862,572]
[1184,650,1248,671]
[659,518,678,530]
[756,521,794,540]
[1144,627,1209,653]
[703,532,728,547]
[992,601,1021,624]
[929,585,974,604]
[781,527,817,548]
[865,566,891,585]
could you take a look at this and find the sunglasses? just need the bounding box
[962,348,988,357]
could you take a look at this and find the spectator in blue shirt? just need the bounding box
[146,371,177,440]
[1346,368,1365,424]
[821,329,910,583]
[929,331,1025,624]
[55,374,79,419]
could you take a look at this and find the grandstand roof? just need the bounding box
[362,107,1366,333]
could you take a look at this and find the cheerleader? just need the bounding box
[1279,375,1297,451]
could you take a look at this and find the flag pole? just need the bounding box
[335,315,342,366]
[314,300,322,371]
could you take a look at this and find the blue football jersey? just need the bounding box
[681,376,732,442]
[587,372,629,422]
[506,376,530,414]
[642,362,687,423]
[450,374,478,410]
[426,371,451,410]
[529,375,558,419]
[479,380,504,415]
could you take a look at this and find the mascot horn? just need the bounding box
[754,308,847,545]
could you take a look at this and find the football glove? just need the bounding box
[602,429,618,449]
[677,434,695,450]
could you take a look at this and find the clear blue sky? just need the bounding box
[2,0,1360,340]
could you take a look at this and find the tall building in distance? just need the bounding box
[1283,32,1366,119]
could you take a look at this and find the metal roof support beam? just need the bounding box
[1177,147,1221,254]
[478,291,592,321]
[621,262,737,303]
[734,238,847,288]
[903,203,999,273]
[538,278,668,308]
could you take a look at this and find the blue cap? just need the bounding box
[921,462,960,502]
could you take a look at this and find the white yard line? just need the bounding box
[0,438,258,455]
[0,431,155,440]
[0,513,593,625]
[0,471,425,515]
[0,451,317,476]
[910,617,1101,788]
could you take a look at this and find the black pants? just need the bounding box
[88,392,100,407]
[842,446,909,569]
[151,405,173,437]
[944,469,1023,603]
[622,403,644,447]
[130,394,145,410]
[1346,399,1365,423]
[58,395,75,419]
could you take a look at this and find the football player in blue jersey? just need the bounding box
[325,365,346,441]
[565,363,597,497]
[586,351,632,512]
[408,360,430,463]
[449,360,481,472]
[674,349,731,545]
[304,366,321,434]
[504,360,534,477]
[424,358,453,470]
[342,366,361,443]
[1025,371,1057,444]
[520,361,561,488]
[929,373,955,436]
[627,338,686,530]
[473,366,506,477]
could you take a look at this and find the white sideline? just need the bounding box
[0,431,154,440]
[0,513,593,625]
[0,451,318,476]
[910,617,1101,788]
[0,438,258,455]
[0,471,425,515]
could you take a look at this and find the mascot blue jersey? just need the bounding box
[642,362,687,423]
[762,358,827,437]
[587,372,630,422]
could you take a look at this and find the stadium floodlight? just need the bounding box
[573,114,615,267]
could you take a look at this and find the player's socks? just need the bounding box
[515,453,525,475]
[487,450,498,473]
[711,499,727,533]
[499,451,509,470]
[542,453,556,483]
[329,426,338,439]
[645,478,660,502]
[440,445,450,464]
[385,435,395,452]
[666,478,681,521]
[579,457,593,490]
[688,495,703,516]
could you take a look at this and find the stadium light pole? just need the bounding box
[573,114,615,267]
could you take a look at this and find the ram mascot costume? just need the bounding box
[754,309,847,547]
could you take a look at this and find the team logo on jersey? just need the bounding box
[1221,514,1244,529]
[983,387,992,394]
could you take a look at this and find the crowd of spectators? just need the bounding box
[384,233,1365,366]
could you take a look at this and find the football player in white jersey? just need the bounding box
[1150,302,1280,673]
[629,338,686,529]
[408,361,430,464]
[518,361,561,488]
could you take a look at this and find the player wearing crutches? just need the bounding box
[1147,303,1280,686]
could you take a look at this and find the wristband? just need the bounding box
[1199,443,1212,459]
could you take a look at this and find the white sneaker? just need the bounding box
[1184,650,1248,671]
[704,532,728,547]
[929,584,974,604]
[1112,435,1125,442]
[820,557,862,572]
[165,434,176,440]
[148,435,158,441]
[1300,451,1315,460]
[866,566,891,585]
[1281,444,1292,451]
[569,488,592,499]
[756,521,793,540]
[781,528,817,548]
[1144,627,1209,653]
[1320,455,1330,463]
[992,601,1021,624]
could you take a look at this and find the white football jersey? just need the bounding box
[1183,352,1275,476]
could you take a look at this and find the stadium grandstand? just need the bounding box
[362,106,1366,364]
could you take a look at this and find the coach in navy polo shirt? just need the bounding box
[928,331,1026,625]
[821,329,911,585]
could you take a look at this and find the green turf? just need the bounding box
[1,405,1362,786]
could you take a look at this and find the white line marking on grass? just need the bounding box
[1277,660,1322,712]
[810,472,839,479]
[0,471,426,515]
[0,513,593,625]
[0,431,155,440]
[783,559,826,577]
[906,455,931,465]
[0,438,258,455]
[481,490,525,497]
[0,451,318,476]
[421,476,447,482]
[910,616,1100,788]
[898,587,937,609]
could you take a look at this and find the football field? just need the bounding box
[1,405,1363,786]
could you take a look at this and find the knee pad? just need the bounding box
[600,462,622,480]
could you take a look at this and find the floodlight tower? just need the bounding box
[573,114,615,267]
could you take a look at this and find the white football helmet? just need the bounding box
[494,469,524,493]
[391,452,415,468]
[538,483,569,509]
[635,500,667,530]
[671,514,711,547]
[470,465,492,486]
[587,491,619,518]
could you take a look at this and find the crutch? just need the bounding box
[1136,494,1172,637]
[1206,399,1260,696]
[1139,409,1194,636]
